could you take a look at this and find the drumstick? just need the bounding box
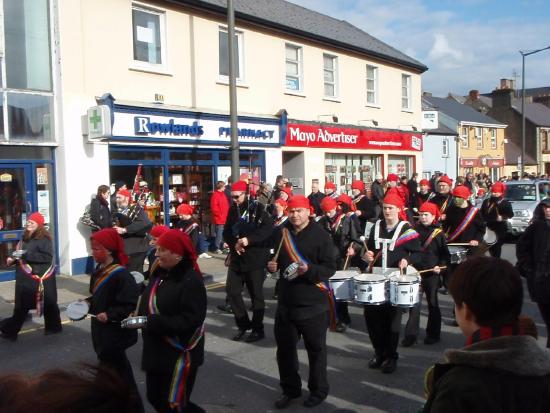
[273,236,285,262]
[359,236,369,253]
[133,295,143,317]
[446,243,471,246]
[418,266,447,274]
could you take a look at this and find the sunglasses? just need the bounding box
[232,194,243,199]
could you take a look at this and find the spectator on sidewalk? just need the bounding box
[210,181,230,254]
[90,185,112,231]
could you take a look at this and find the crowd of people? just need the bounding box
[1,170,550,412]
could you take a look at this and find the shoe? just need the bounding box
[215,249,224,255]
[44,328,63,336]
[424,336,440,345]
[232,330,248,341]
[401,335,417,347]
[245,330,265,343]
[438,287,448,295]
[275,394,300,409]
[198,253,212,259]
[0,332,17,342]
[381,358,397,374]
[303,394,326,408]
[335,322,347,333]
[368,355,384,369]
[217,303,233,313]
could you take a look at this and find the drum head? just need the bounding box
[448,246,467,254]
[389,274,420,283]
[131,271,145,284]
[483,229,497,245]
[331,270,359,280]
[67,301,89,321]
[354,273,386,282]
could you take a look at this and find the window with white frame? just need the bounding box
[461,126,469,148]
[490,129,497,149]
[442,138,450,157]
[285,44,303,92]
[132,4,165,66]
[219,27,244,80]
[475,127,483,149]
[366,65,378,105]
[401,74,411,110]
[323,54,338,98]
[542,130,550,151]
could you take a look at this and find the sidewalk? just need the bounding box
[0,254,228,319]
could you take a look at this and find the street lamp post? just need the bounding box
[228,0,240,183]
[520,45,550,177]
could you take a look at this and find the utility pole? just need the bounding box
[228,0,240,183]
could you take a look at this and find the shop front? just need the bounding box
[460,157,504,182]
[284,122,422,195]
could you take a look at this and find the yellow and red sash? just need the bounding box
[330,213,345,233]
[281,228,337,331]
[92,264,125,294]
[446,207,478,242]
[439,196,451,213]
[148,277,205,410]
[422,228,443,251]
[353,195,365,204]
[149,257,161,277]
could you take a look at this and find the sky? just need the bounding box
[288,0,550,97]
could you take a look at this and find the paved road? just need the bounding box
[0,244,547,413]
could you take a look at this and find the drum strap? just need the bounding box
[353,195,365,204]
[374,220,408,251]
[422,228,443,251]
[330,213,345,233]
[91,264,125,295]
[183,222,199,235]
[148,277,205,410]
[281,228,337,331]
[149,257,161,277]
[446,207,478,242]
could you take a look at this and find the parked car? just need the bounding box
[504,180,550,235]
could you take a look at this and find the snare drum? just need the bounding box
[389,274,420,308]
[329,270,358,301]
[483,228,497,245]
[66,301,90,321]
[121,316,148,329]
[448,246,468,264]
[353,274,388,305]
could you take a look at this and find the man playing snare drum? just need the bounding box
[480,182,513,258]
[362,193,422,374]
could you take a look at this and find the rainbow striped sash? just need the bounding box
[439,196,451,213]
[394,228,419,248]
[148,277,205,410]
[446,207,478,242]
[281,228,337,331]
[149,257,161,277]
[92,264,125,294]
[17,249,55,317]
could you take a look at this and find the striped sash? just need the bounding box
[92,264,125,294]
[446,207,478,242]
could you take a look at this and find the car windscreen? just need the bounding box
[505,184,537,201]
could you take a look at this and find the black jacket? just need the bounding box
[176,219,199,252]
[516,218,550,303]
[114,206,152,254]
[89,196,112,230]
[318,213,361,269]
[272,220,336,321]
[223,199,273,271]
[443,204,486,244]
[89,262,139,358]
[431,193,453,214]
[139,259,207,374]
[481,196,514,235]
[371,180,385,204]
[414,223,450,272]
[353,195,379,230]
[366,220,423,268]
[308,191,326,217]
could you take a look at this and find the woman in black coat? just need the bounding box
[139,229,207,413]
[90,184,112,230]
[1,212,61,341]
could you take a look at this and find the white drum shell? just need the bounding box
[353,274,388,305]
[330,270,358,302]
[448,246,468,264]
[389,275,420,308]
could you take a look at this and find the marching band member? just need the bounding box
[481,182,513,258]
[324,181,338,199]
[430,175,453,219]
[363,194,422,373]
[139,229,207,413]
[386,174,413,222]
[403,202,450,346]
[145,225,170,281]
[351,180,379,232]
[272,198,289,300]
[223,180,273,343]
[317,196,361,332]
[267,195,336,409]
[412,179,433,213]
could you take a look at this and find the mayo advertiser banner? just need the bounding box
[286,123,422,151]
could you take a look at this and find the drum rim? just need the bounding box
[354,274,387,281]
[389,275,420,282]
[66,301,89,321]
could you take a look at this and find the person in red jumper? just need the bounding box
[210,181,230,254]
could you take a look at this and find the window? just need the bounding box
[442,138,449,157]
[461,126,469,148]
[132,5,165,66]
[323,54,338,98]
[285,44,303,92]
[218,27,244,80]
[476,127,483,149]
[366,65,378,105]
[541,130,550,152]
[401,74,411,110]
[490,129,497,149]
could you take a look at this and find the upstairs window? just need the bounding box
[476,127,483,149]
[366,65,378,105]
[218,27,244,81]
[490,129,497,149]
[132,5,165,66]
[285,44,303,92]
[401,74,411,110]
[323,54,338,98]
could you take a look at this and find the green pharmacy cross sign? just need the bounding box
[86,105,112,141]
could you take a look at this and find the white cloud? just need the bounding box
[427,33,464,68]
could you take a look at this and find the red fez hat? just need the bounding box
[275,198,288,208]
[150,225,170,238]
[438,175,452,186]
[452,185,471,200]
[28,212,45,226]
[337,194,356,211]
[91,228,129,267]
[419,179,430,187]
[324,181,336,190]
[387,173,399,182]
[383,193,404,209]
[231,180,248,192]
[157,230,201,273]
[176,203,194,216]
[477,187,486,196]
[287,195,310,210]
[117,189,132,199]
[321,196,338,212]
[419,202,440,221]
[281,186,293,196]
[351,180,365,191]
[491,182,506,194]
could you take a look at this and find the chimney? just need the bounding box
[491,88,514,109]
[423,91,433,97]
[468,90,480,100]
[500,78,515,90]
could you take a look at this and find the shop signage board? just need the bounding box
[286,123,422,151]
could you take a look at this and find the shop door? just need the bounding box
[0,164,33,281]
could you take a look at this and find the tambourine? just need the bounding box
[283,262,300,280]
[11,250,26,259]
[121,316,147,329]
[66,301,92,321]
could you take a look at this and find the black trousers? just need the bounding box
[98,351,144,413]
[537,302,550,348]
[487,222,507,258]
[404,274,441,339]
[335,301,351,325]
[127,251,148,273]
[274,311,329,398]
[227,267,265,332]
[146,366,203,413]
[363,303,402,360]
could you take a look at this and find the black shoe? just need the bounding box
[217,303,233,313]
[275,394,300,409]
[424,336,440,345]
[381,358,397,374]
[303,394,326,408]
[232,330,248,341]
[401,335,417,347]
[245,330,265,343]
[44,328,63,336]
[1,332,17,342]
[438,287,448,295]
[368,355,384,369]
[335,322,348,333]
